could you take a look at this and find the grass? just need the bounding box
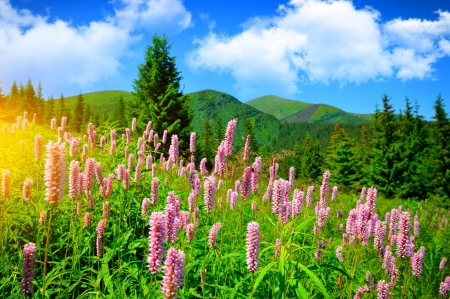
[0,113,449,298]
[246,96,313,120]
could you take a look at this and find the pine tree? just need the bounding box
[244,117,259,154]
[368,94,401,197]
[113,95,128,130]
[8,80,19,111]
[200,119,215,170]
[24,78,37,113]
[85,103,92,123]
[73,93,85,132]
[36,81,45,124]
[46,96,56,122]
[293,142,302,178]
[57,94,66,120]
[0,84,5,110]
[131,34,192,153]
[431,94,450,199]
[300,134,323,183]
[19,83,25,112]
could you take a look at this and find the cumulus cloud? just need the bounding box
[187,0,450,96]
[0,0,192,96]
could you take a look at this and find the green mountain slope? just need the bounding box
[246,95,312,120]
[63,90,133,114]
[188,90,280,151]
[247,96,372,124]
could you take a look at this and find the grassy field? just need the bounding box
[0,112,449,299]
[246,95,313,120]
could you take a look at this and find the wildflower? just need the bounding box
[306,185,314,207]
[190,132,196,153]
[125,128,131,144]
[224,119,237,156]
[132,118,137,132]
[246,222,260,273]
[103,201,109,219]
[332,186,338,201]
[440,257,448,270]
[241,167,252,200]
[96,235,103,258]
[142,198,151,216]
[413,214,419,236]
[336,246,344,262]
[230,191,238,211]
[204,176,215,213]
[374,220,386,252]
[148,212,166,274]
[396,212,411,258]
[274,238,281,258]
[20,243,36,296]
[243,135,250,161]
[214,141,226,176]
[84,158,95,192]
[377,280,390,299]
[169,135,179,165]
[39,211,46,225]
[44,142,66,205]
[208,222,222,249]
[1,170,10,197]
[354,286,369,299]
[23,179,32,202]
[411,246,425,278]
[440,276,450,296]
[35,135,43,162]
[186,223,194,242]
[84,212,91,228]
[161,247,185,299]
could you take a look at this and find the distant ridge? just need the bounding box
[247,95,372,125]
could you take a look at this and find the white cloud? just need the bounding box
[187,0,450,96]
[0,0,192,97]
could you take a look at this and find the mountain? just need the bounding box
[246,95,372,124]
[63,90,132,114]
[187,89,280,151]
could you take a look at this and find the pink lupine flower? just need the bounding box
[87,190,95,209]
[354,285,369,299]
[2,170,10,197]
[39,211,47,225]
[411,246,425,277]
[23,179,32,202]
[342,233,347,245]
[204,176,216,213]
[336,246,344,262]
[374,220,386,252]
[145,121,152,135]
[274,238,282,258]
[251,162,260,194]
[148,212,166,274]
[90,130,97,150]
[162,130,168,144]
[190,132,196,153]
[246,222,260,273]
[150,177,159,205]
[251,200,257,211]
[188,192,196,213]
[382,245,392,271]
[199,158,207,174]
[243,135,250,161]
[440,276,450,296]
[230,191,238,211]
[110,129,116,144]
[84,212,91,228]
[377,280,390,299]
[97,219,107,236]
[186,223,194,242]
[110,141,116,156]
[96,235,103,258]
[131,118,137,132]
[306,185,314,207]
[208,222,222,249]
[396,212,411,258]
[440,257,448,270]
[125,128,131,144]
[44,142,66,205]
[319,171,330,208]
[103,201,109,219]
[413,214,419,236]
[69,138,79,157]
[241,167,252,200]
[20,242,36,296]
[360,187,366,201]
[83,158,95,192]
[142,198,151,216]
[214,141,226,176]
[346,209,357,239]
[235,180,240,192]
[146,155,152,170]
[50,118,56,131]
[127,153,134,172]
[81,143,87,162]
[152,163,157,177]
[331,186,338,201]
[100,136,106,149]
[122,169,130,190]
[169,135,179,164]
[35,135,43,162]
[171,218,181,243]
[134,158,143,183]
[95,162,103,187]
[366,187,377,219]
[288,167,295,188]
[161,247,185,299]
[224,119,237,156]
[165,203,176,243]
[272,179,286,215]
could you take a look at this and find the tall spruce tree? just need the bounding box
[214,115,223,147]
[300,134,323,183]
[46,96,56,122]
[73,93,85,132]
[36,81,44,124]
[113,95,128,130]
[431,94,450,199]
[244,117,259,154]
[24,78,37,113]
[0,84,5,110]
[57,94,66,120]
[368,95,402,197]
[8,81,19,111]
[19,83,25,112]
[131,34,192,153]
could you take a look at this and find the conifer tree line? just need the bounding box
[0,80,102,130]
[287,94,450,203]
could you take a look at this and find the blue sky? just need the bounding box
[1,0,450,119]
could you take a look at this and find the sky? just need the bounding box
[1,0,450,119]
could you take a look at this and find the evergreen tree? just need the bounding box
[85,103,92,123]
[431,94,450,199]
[293,142,302,178]
[368,95,402,197]
[200,119,215,170]
[244,117,259,154]
[300,134,323,183]
[24,78,37,113]
[19,83,25,112]
[57,94,66,120]
[36,81,45,124]
[0,84,5,110]
[214,115,223,147]
[113,95,128,130]
[46,96,56,122]
[131,34,192,153]
[332,132,360,188]
[73,93,85,132]
[8,80,19,111]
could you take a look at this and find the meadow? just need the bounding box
[1,112,450,299]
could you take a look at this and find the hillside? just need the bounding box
[247,95,372,124]
[63,90,133,114]
[246,95,312,120]
[187,89,280,151]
